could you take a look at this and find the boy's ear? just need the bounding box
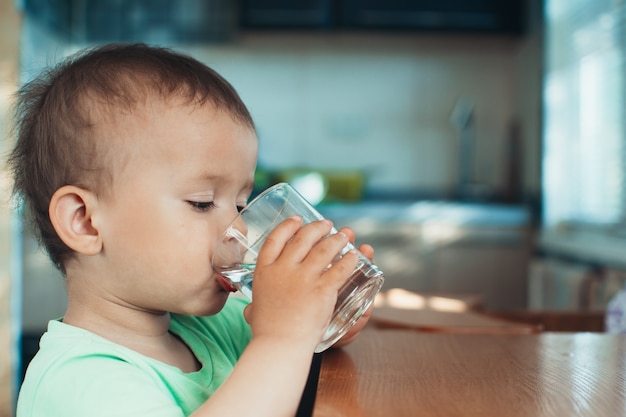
[49,185,102,256]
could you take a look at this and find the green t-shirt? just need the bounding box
[17,297,252,417]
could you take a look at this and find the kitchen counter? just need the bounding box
[319,200,530,227]
[318,201,533,310]
[539,228,626,271]
[310,327,626,417]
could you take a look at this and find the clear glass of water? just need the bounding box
[212,182,385,352]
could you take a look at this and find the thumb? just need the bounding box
[243,302,253,325]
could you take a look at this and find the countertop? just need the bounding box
[319,200,531,227]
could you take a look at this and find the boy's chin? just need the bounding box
[196,292,231,317]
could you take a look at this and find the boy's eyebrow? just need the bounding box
[187,172,221,185]
[192,171,255,195]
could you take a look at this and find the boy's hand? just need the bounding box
[243,217,359,351]
[207,220,373,417]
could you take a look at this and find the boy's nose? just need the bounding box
[220,206,248,243]
[227,215,248,243]
[213,213,249,270]
[214,205,248,250]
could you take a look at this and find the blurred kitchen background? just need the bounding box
[1,0,625,414]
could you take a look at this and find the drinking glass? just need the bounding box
[212,182,385,352]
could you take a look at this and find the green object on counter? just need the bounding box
[275,168,366,203]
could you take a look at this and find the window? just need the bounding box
[543,0,626,229]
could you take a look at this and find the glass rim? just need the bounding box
[241,181,291,214]
[223,181,297,226]
[219,182,294,249]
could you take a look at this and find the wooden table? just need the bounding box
[370,289,541,334]
[311,327,626,417]
[371,306,541,334]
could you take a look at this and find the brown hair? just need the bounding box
[7,43,255,273]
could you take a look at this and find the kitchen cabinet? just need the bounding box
[528,230,626,310]
[241,0,335,29]
[241,0,527,35]
[320,201,532,310]
[339,0,526,34]
[22,0,527,43]
[21,0,239,42]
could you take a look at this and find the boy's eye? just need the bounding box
[187,201,216,212]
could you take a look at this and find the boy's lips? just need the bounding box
[216,274,237,293]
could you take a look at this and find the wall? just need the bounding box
[0,0,20,415]
[17,9,543,331]
[513,0,543,203]
[184,32,530,198]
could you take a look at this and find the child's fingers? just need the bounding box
[358,243,374,262]
[332,304,373,348]
[338,226,375,261]
[256,216,303,266]
[273,219,335,263]
[257,217,334,266]
[319,246,359,291]
[243,302,253,324]
[300,230,350,273]
[338,226,356,243]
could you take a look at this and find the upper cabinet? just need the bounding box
[20,0,527,44]
[20,0,240,43]
[241,0,527,35]
[241,0,337,29]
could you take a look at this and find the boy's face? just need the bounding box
[92,97,258,316]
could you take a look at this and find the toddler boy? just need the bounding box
[9,43,372,417]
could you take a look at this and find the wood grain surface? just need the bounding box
[371,307,541,334]
[314,328,626,417]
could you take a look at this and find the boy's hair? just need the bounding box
[7,43,255,273]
